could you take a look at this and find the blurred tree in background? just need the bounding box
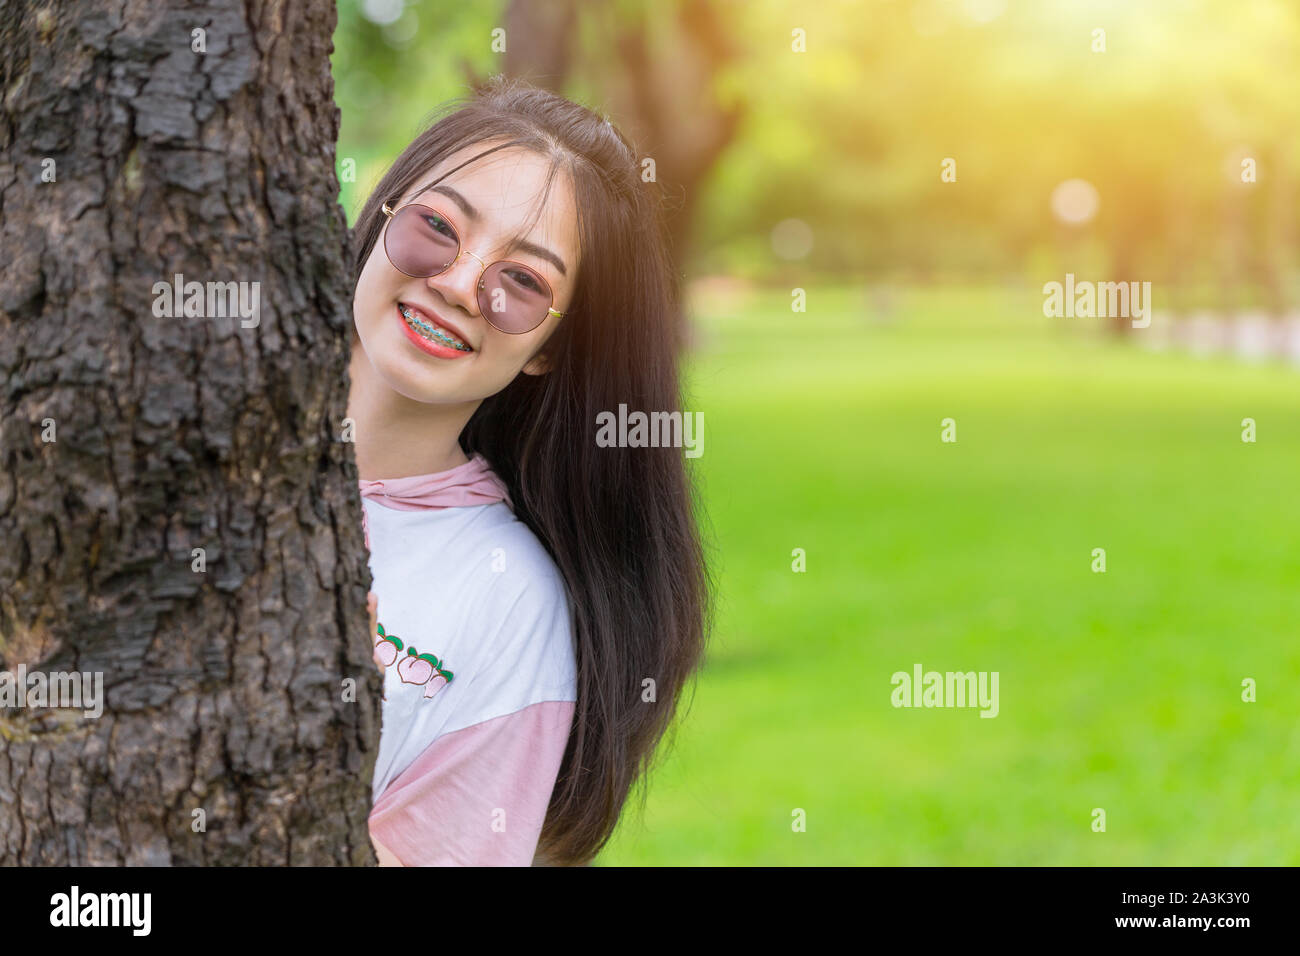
[334,0,1300,322]
[334,0,746,289]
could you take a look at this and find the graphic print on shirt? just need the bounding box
[373,622,454,700]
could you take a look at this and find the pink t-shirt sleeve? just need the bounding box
[368,699,575,866]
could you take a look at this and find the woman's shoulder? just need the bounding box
[461,505,577,694]
[464,503,569,599]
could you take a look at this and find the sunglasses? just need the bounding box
[380,199,565,335]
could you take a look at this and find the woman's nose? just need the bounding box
[428,249,484,314]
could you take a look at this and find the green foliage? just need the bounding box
[333,0,502,220]
[335,0,1299,281]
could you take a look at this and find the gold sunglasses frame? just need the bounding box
[380,200,565,333]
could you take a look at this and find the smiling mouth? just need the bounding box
[398,303,473,352]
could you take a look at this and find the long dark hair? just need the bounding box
[350,75,712,865]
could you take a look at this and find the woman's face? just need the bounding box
[352,143,580,406]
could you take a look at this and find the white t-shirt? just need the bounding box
[363,496,578,864]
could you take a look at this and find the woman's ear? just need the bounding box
[521,352,551,376]
[523,310,569,376]
[522,328,562,376]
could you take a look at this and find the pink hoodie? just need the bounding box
[358,451,575,867]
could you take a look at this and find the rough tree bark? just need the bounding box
[0,0,380,864]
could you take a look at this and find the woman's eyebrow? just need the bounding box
[418,183,568,278]
[507,236,568,278]
[424,184,479,221]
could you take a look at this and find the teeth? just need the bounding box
[399,304,471,351]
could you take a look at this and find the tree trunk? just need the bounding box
[609,0,744,279]
[503,0,578,91]
[484,0,746,346]
[0,0,380,864]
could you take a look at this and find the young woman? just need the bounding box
[346,76,711,867]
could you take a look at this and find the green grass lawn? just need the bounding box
[593,284,1300,866]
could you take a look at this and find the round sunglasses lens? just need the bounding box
[386,205,459,277]
[478,261,554,333]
